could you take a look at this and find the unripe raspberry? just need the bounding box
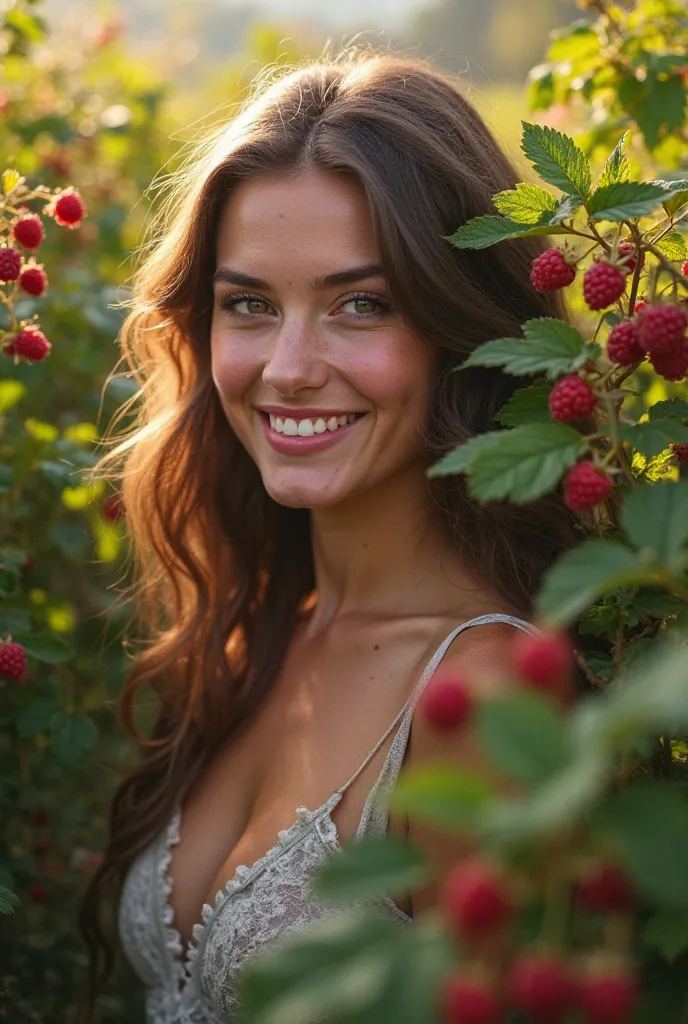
[563,462,613,513]
[13,213,44,250]
[418,670,473,730]
[606,320,645,366]
[649,336,688,381]
[637,303,688,356]
[616,242,641,275]
[583,262,628,311]
[0,246,22,282]
[0,642,27,681]
[53,188,86,227]
[548,375,597,422]
[512,630,573,694]
[19,265,48,297]
[671,442,688,464]
[440,974,501,1024]
[509,953,575,1024]
[102,493,125,522]
[576,861,635,913]
[530,248,576,292]
[28,882,46,903]
[577,965,638,1024]
[12,328,51,362]
[441,859,513,939]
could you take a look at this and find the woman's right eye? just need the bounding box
[217,293,272,317]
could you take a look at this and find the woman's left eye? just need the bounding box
[338,295,393,318]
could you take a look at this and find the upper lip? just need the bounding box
[255,405,365,418]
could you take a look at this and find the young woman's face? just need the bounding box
[210,168,438,509]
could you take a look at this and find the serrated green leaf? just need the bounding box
[17,633,72,664]
[469,423,582,503]
[427,432,503,478]
[618,419,688,458]
[643,911,688,963]
[461,318,595,380]
[588,182,671,221]
[0,885,20,917]
[477,693,571,786]
[49,712,97,764]
[391,764,494,830]
[521,121,591,199]
[311,836,429,904]
[494,380,553,427]
[648,399,688,421]
[548,194,584,224]
[492,183,557,225]
[596,132,632,190]
[445,214,566,250]
[620,480,688,566]
[536,540,644,624]
[654,231,688,262]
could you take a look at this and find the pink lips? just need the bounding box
[258,412,365,454]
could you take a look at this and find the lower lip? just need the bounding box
[258,413,365,454]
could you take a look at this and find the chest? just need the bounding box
[166,617,444,946]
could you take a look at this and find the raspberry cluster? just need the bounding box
[605,305,688,380]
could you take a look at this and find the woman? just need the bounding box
[80,49,578,1023]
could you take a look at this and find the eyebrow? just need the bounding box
[212,262,386,291]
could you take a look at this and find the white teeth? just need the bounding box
[297,419,314,436]
[313,418,326,433]
[347,413,357,423]
[283,418,298,436]
[337,415,348,426]
[326,416,339,432]
[276,417,284,432]
[267,413,361,436]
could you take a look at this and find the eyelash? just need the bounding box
[217,290,394,321]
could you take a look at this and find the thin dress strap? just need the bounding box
[338,613,537,839]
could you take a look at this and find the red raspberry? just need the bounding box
[633,300,648,314]
[441,859,513,939]
[509,953,575,1024]
[548,375,597,422]
[512,631,573,695]
[637,303,688,355]
[28,882,46,903]
[563,462,613,513]
[672,443,688,464]
[53,189,86,227]
[616,242,640,274]
[577,966,638,1024]
[530,249,576,292]
[418,670,473,730]
[440,974,501,1024]
[12,328,51,362]
[19,265,48,297]
[3,341,16,357]
[102,493,125,522]
[583,262,628,311]
[13,214,44,250]
[649,336,688,381]
[682,260,688,277]
[0,246,22,282]
[576,861,635,913]
[0,641,27,681]
[606,320,645,366]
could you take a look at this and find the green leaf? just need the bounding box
[618,419,688,459]
[633,75,687,151]
[528,66,555,112]
[0,565,20,600]
[311,836,429,904]
[17,633,73,664]
[0,885,20,917]
[49,712,97,764]
[520,121,591,199]
[602,785,688,908]
[643,911,688,963]
[16,698,60,739]
[596,132,632,189]
[460,318,596,380]
[536,540,644,624]
[469,423,582,504]
[648,399,688,422]
[548,194,584,224]
[654,231,688,262]
[492,183,557,224]
[427,432,503,478]
[587,182,672,222]
[494,380,553,427]
[547,21,600,63]
[445,214,566,250]
[476,692,571,786]
[620,480,688,567]
[390,764,494,830]
[0,380,26,412]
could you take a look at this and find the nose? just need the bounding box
[262,321,328,396]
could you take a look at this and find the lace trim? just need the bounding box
[157,806,187,992]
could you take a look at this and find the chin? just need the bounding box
[262,475,348,510]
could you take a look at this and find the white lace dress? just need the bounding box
[118,614,534,1023]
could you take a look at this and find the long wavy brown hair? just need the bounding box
[79,47,581,1019]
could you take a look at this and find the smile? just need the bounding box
[258,411,366,455]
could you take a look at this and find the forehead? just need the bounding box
[214,168,380,267]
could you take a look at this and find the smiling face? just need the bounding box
[210,168,438,509]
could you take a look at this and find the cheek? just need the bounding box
[349,334,435,410]
[210,336,258,404]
